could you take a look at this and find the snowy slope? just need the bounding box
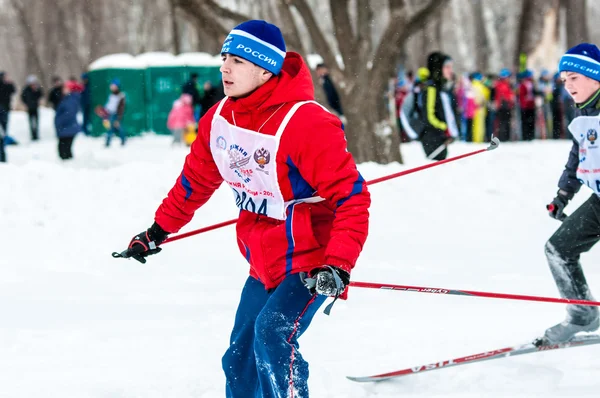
[1,109,599,398]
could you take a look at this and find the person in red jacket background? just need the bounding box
[494,68,515,142]
[519,69,537,140]
[117,20,370,397]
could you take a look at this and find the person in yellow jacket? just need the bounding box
[418,52,459,160]
[470,72,490,143]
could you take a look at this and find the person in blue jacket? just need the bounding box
[54,81,82,160]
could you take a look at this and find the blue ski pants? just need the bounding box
[222,274,326,398]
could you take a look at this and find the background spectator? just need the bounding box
[470,72,489,143]
[104,79,126,147]
[21,75,43,141]
[494,68,515,142]
[518,69,537,141]
[80,73,91,135]
[0,71,16,145]
[167,93,195,144]
[47,76,63,110]
[182,72,202,119]
[54,80,82,160]
[200,81,223,118]
[551,72,566,139]
[316,63,345,122]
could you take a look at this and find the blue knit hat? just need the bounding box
[221,20,286,75]
[498,68,511,79]
[559,43,600,81]
[110,78,121,88]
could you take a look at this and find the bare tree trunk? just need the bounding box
[9,0,46,88]
[169,0,182,54]
[481,0,503,72]
[515,0,552,67]
[562,0,589,48]
[473,0,489,72]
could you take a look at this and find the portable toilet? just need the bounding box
[139,52,182,135]
[145,52,222,135]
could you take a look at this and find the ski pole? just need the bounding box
[349,280,600,307]
[426,143,447,160]
[162,138,500,244]
[546,203,568,221]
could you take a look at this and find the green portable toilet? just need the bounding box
[178,52,223,101]
[139,52,180,136]
[145,52,222,135]
[87,54,147,137]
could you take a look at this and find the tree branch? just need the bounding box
[175,0,231,39]
[9,0,46,88]
[201,0,248,24]
[288,0,338,71]
[356,0,372,66]
[329,0,355,75]
[371,0,448,79]
[275,0,305,54]
[369,0,449,97]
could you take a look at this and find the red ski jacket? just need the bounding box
[519,78,536,110]
[154,52,370,289]
[494,79,514,110]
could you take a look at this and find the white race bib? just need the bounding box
[569,116,600,195]
[209,99,325,220]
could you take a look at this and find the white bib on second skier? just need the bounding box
[569,115,600,196]
[210,99,324,220]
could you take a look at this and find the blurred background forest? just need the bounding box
[0,0,596,162]
[0,0,594,87]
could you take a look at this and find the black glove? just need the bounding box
[304,266,350,297]
[120,222,169,264]
[547,190,573,221]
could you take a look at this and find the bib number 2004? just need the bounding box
[233,188,268,215]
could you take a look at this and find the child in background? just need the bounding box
[167,93,195,144]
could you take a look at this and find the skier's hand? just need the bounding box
[102,119,110,129]
[304,266,350,297]
[120,222,169,264]
[547,190,573,221]
[113,120,120,128]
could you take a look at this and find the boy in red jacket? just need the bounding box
[118,20,370,397]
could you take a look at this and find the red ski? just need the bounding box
[347,334,600,382]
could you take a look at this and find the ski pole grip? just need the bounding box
[546,203,555,212]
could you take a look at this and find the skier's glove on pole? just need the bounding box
[304,266,350,297]
[301,266,350,315]
[117,222,169,264]
[547,189,573,221]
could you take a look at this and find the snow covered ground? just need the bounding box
[1,108,599,397]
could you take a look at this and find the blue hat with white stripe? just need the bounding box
[221,20,286,75]
[559,43,600,81]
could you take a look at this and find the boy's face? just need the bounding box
[561,71,600,103]
[220,54,272,98]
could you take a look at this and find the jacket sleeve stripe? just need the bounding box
[285,203,296,275]
[180,173,193,200]
[426,86,448,131]
[336,173,365,208]
[286,156,316,199]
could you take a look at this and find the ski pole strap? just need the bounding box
[299,266,344,316]
[299,271,316,290]
[322,265,344,315]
